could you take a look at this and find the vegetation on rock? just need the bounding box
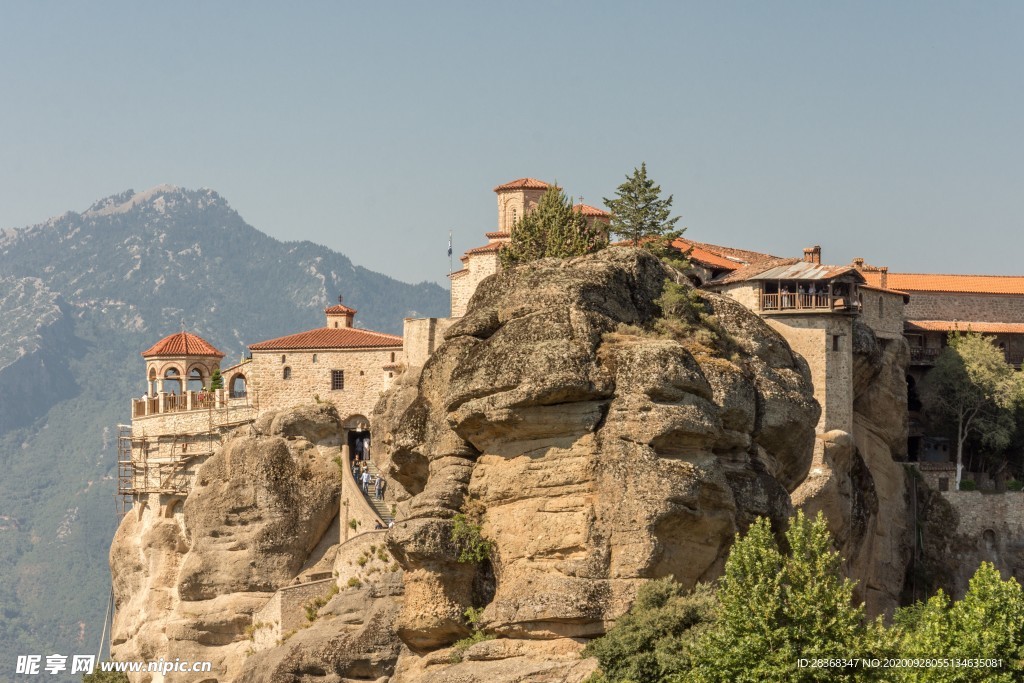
[499,186,608,266]
[586,511,1024,682]
[450,513,493,564]
[920,332,1024,488]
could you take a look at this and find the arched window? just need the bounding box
[281,354,286,364]
[390,352,396,363]
[283,367,292,380]
[163,368,181,395]
[312,354,318,363]
[334,322,339,328]
[511,207,517,226]
[187,368,204,393]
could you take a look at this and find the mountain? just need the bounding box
[0,186,449,664]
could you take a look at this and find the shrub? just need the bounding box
[347,577,362,588]
[449,606,496,663]
[960,479,977,491]
[450,513,493,564]
[1007,479,1023,491]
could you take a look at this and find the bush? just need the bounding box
[347,577,362,588]
[449,606,496,663]
[1007,479,1023,491]
[960,479,977,491]
[451,513,493,564]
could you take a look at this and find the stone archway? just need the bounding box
[343,414,371,462]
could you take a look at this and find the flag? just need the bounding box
[447,234,452,258]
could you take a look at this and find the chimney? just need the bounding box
[852,257,865,269]
[880,266,888,290]
[803,245,821,264]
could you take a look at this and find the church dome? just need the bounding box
[141,331,224,358]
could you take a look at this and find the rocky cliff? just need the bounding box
[110,248,920,682]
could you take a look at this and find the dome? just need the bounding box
[141,331,224,358]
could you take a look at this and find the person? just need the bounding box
[352,461,360,481]
[374,520,384,530]
[362,435,371,461]
[387,520,395,529]
[361,470,371,494]
[376,477,386,501]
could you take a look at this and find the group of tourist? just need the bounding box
[351,459,387,501]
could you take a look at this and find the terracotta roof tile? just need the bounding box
[862,272,1024,295]
[493,178,550,192]
[142,331,224,358]
[671,239,741,271]
[860,284,911,301]
[905,320,1024,335]
[464,242,504,255]
[573,203,610,217]
[325,304,357,315]
[249,327,402,351]
[485,231,511,239]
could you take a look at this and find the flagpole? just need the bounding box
[448,230,453,278]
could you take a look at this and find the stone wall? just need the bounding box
[497,188,545,231]
[332,529,394,591]
[249,347,400,422]
[860,289,905,339]
[251,578,337,651]
[766,314,853,433]
[450,252,499,318]
[905,292,1024,323]
[403,317,455,369]
[130,400,256,439]
[716,282,760,311]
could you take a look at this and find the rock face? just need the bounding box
[373,248,821,678]
[110,405,343,682]
[792,321,913,616]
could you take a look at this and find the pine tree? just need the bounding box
[499,186,608,267]
[603,163,681,249]
[209,368,223,391]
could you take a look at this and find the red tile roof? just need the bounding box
[142,331,224,358]
[249,327,402,351]
[464,242,504,255]
[671,239,742,271]
[573,203,610,217]
[860,284,911,301]
[485,231,511,239]
[862,272,1024,295]
[905,320,1024,335]
[493,178,550,192]
[325,303,357,315]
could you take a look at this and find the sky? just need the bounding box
[2,2,1023,287]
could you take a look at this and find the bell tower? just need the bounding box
[493,178,550,232]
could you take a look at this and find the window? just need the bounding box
[938,477,949,492]
[312,354,318,363]
[878,296,884,317]
[331,369,344,390]
[390,352,396,363]
[281,354,286,364]
[283,367,291,380]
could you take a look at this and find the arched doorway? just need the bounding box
[343,414,371,462]
[229,373,247,399]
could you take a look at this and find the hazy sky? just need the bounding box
[2,2,1022,286]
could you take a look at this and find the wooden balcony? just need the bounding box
[909,347,941,365]
[760,292,858,312]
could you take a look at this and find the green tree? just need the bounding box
[603,163,681,249]
[894,562,1024,681]
[209,368,223,391]
[500,186,608,267]
[83,667,129,682]
[920,332,1024,489]
[689,511,888,682]
[583,579,717,682]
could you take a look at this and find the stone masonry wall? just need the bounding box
[251,578,336,650]
[249,347,400,421]
[766,315,853,433]
[450,252,499,317]
[860,289,905,339]
[403,317,456,368]
[905,292,1024,323]
[717,282,761,311]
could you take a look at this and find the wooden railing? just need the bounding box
[909,347,941,364]
[760,292,843,311]
[131,389,253,418]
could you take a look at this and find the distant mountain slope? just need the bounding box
[0,186,449,669]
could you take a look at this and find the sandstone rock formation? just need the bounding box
[372,248,821,679]
[792,321,913,616]
[110,405,343,682]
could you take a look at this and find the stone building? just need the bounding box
[247,302,403,442]
[699,244,908,433]
[450,177,609,317]
[122,331,257,517]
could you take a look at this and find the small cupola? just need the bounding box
[325,296,356,329]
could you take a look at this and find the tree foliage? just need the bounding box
[583,579,717,682]
[603,163,682,251]
[920,332,1024,487]
[209,368,223,391]
[689,511,889,682]
[894,562,1024,681]
[500,186,608,267]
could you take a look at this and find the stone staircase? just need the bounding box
[360,459,393,524]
